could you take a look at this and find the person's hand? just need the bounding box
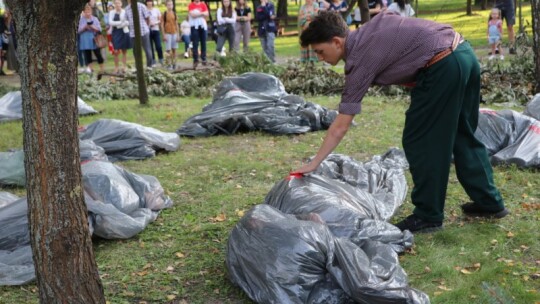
[292,161,319,175]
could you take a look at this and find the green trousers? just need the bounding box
[403,42,505,222]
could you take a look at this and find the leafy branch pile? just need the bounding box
[78,52,347,101]
[480,33,536,106]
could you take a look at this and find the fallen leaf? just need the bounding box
[433,291,443,296]
[136,270,148,276]
[210,213,227,222]
[143,263,152,270]
[424,266,431,273]
[175,252,185,258]
[460,269,472,275]
[438,285,452,291]
[507,231,514,238]
[166,266,174,272]
[236,184,243,189]
[473,263,481,269]
[236,209,245,217]
[491,239,498,245]
[166,295,176,300]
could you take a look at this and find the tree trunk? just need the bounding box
[5,0,106,303]
[130,1,149,105]
[358,0,369,24]
[277,0,288,19]
[532,0,540,93]
[466,0,472,16]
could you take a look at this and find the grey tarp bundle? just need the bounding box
[0,150,25,187]
[0,140,109,187]
[0,161,173,285]
[0,91,98,122]
[227,150,429,303]
[177,73,338,137]
[227,205,429,304]
[79,119,181,162]
[475,108,540,168]
[524,93,540,120]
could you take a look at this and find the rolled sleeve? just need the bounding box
[339,63,373,115]
[338,102,362,115]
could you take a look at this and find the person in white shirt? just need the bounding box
[146,0,164,66]
[387,0,415,17]
[180,16,192,58]
[216,0,237,57]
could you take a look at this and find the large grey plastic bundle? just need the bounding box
[177,73,338,137]
[79,119,181,162]
[524,94,540,120]
[0,150,25,187]
[475,109,540,168]
[0,161,173,285]
[0,91,97,122]
[227,205,429,304]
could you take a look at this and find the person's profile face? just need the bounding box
[312,41,342,65]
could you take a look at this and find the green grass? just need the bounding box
[0,1,539,302]
[0,95,539,303]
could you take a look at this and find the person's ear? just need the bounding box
[331,36,343,51]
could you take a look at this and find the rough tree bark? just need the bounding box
[5,1,106,302]
[277,0,288,19]
[466,0,473,16]
[130,0,149,105]
[532,0,540,93]
[358,0,369,24]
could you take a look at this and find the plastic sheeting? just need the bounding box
[524,93,540,120]
[177,73,338,137]
[0,91,98,122]
[79,119,181,162]
[0,161,173,285]
[228,150,429,303]
[227,205,429,304]
[0,140,109,187]
[0,150,25,187]
[476,109,540,168]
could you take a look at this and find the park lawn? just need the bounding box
[0,94,539,303]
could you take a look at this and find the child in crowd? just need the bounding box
[181,16,192,58]
[188,0,210,68]
[78,4,104,74]
[161,0,180,69]
[488,8,504,60]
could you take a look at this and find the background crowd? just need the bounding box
[0,0,517,76]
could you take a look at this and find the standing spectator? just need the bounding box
[216,0,236,57]
[180,16,192,58]
[327,0,348,24]
[0,11,7,75]
[255,0,276,63]
[188,0,209,68]
[3,9,17,73]
[161,0,180,69]
[78,4,105,74]
[105,2,116,55]
[368,0,384,19]
[147,0,164,66]
[125,0,153,68]
[298,0,318,63]
[495,0,516,54]
[234,0,252,53]
[387,0,415,17]
[109,0,131,74]
[487,8,504,60]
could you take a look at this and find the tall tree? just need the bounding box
[5,1,106,303]
[466,0,473,16]
[277,0,288,19]
[532,0,540,93]
[129,0,150,105]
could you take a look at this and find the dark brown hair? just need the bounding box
[300,11,348,47]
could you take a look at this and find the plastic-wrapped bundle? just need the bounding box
[475,109,540,168]
[82,160,173,239]
[79,119,181,162]
[524,94,540,120]
[0,193,34,286]
[0,91,97,122]
[0,161,173,285]
[0,150,25,187]
[177,73,338,137]
[227,205,429,304]
[0,140,108,187]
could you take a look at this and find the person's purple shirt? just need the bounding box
[339,12,456,115]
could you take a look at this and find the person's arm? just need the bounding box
[293,113,355,174]
[340,1,348,12]
[77,17,87,33]
[217,8,224,24]
[226,10,237,23]
[369,3,381,15]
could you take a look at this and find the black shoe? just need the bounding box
[395,214,442,233]
[509,47,516,55]
[461,202,509,218]
[495,48,500,54]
